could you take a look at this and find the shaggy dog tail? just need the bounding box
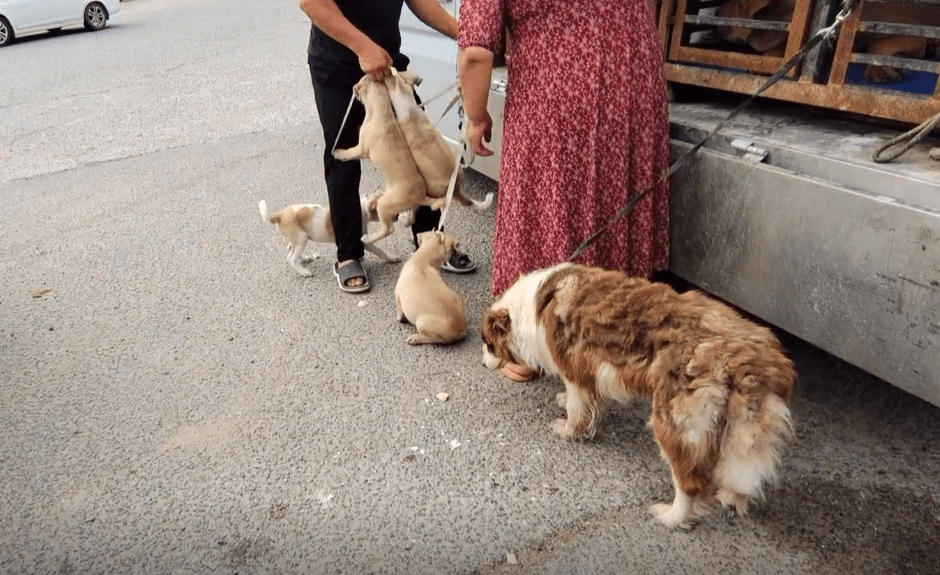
[713,355,796,515]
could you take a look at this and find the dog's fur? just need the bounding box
[480,264,796,528]
[385,71,494,212]
[717,0,794,55]
[717,0,940,82]
[258,193,397,276]
[395,231,469,345]
[334,75,445,242]
[854,2,940,83]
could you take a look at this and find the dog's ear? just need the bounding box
[353,76,370,101]
[481,308,514,362]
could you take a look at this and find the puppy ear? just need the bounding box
[481,308,514,362]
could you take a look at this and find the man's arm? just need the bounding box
[299,0,392,80]
[405,0,459,40]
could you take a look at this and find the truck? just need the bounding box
[400,0,940,408]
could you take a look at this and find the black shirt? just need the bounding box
[307,0,410,70]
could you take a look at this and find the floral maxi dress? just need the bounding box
[458,0,670,295]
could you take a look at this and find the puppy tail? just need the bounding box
[453,191,494,211]
[258,200,280,224]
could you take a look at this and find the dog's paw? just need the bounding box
[300,254,316,263]
[865,64,905,84]
[648,503,692,530]
[407,333,432,345]
[550,418,573,439]
[555,392,567,408]
[292,267,313,277]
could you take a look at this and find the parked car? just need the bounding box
[0,0,120,47]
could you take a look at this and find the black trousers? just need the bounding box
[309,58,441,263]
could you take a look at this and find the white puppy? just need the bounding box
[258,192,397,276]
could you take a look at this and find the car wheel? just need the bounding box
[83,2,108,31]
[0,17,13,47]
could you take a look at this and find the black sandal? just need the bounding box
[333,260,371,294]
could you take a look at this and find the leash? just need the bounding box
[331,93,357,156]
[566,0,864,262]
[433,87,467,232]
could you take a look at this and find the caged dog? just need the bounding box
[334,75,446,243]
[395,231,469,345]
[480,263,796,529]
[258,192,398,276]
[717,0,940,83]
[385,70,494,212]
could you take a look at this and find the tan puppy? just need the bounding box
[395,231,469,346]
[334,75,445,242]
[385,71,494,212]
[258,192,398,276]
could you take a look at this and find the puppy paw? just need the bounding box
[300,254,316,263]
[293,267,313,277]
[648,503,692,530]
[555,392,567,408]
[407,334,432,345]
[397,210,415,227]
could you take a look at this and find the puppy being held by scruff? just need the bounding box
[385,70,494,212]
[334,75,445,243]
[481,263,796,529]
[395,231,468,346]
[258,192,397,276]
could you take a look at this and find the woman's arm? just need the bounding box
[459,46,496,156]
[405,0,459,40]
[299,0,392,80]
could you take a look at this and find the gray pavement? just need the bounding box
[1,1,938,574]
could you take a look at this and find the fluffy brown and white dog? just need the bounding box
[258,192,398,276]
[395,231,468,345]
[334,75,445,243]
[480,263,796,528]
[385,70,494,212]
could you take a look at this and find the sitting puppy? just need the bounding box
[334,75,445,243]
[395,231,468,346]
[385,70,494,212]
[481,264,796,529]
[258,192,397,276]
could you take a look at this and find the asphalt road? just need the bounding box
[1,1,938,574]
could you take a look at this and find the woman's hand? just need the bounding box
[357,41,393,81]
[466,113,494,157]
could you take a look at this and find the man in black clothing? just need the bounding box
[300,0,475,294]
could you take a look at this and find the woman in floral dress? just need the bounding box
[459,0,670,296]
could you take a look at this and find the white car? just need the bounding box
[0,0,120,46]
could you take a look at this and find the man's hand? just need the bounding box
[466,114,494,157]
[357,41,393,81]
